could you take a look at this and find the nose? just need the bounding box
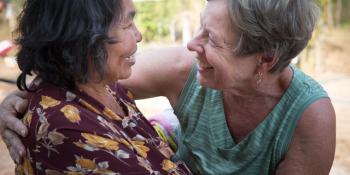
[187,34,204,54]
[135,26,142,43]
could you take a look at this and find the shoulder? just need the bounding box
[27,81,66,114]
[284,67,329,116]
[26,83,93,129]
[276,97,335,174]
[294,98,335,150]
[293,67,326,95]
[295,97,335,150]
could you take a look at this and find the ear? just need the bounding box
[257,53,279,72]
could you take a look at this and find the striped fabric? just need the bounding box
[173,65,328,175]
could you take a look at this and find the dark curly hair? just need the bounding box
[16,0,124,91]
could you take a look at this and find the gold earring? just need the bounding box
[256,72,263,85]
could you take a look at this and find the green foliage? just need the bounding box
[8,0,24,12]
[135,0,181,42]
[135,0,204,42]
[135,1,172,41]
[318,0,350,25]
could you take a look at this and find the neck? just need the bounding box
[78,81,108,99]
[78,80,125,116]
[223,67,292,100]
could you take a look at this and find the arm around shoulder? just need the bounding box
[120,46,196,106]
[276,98,336,175]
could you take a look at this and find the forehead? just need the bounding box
[202,0,236,42]
[121,0,136,21]
[123,0,135,11]
[202,0,230,27]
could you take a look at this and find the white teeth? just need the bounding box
[197,63,212,69]
[126,55,135,61]
[196,58,213,69]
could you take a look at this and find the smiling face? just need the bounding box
[104,0,142,83]
[187,0,260,90]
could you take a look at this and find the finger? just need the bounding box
[8,144,21,164]
[14,99,29,115]
[2,134,21,164]
[1,113,28,137]
[11,90,28,99]
[2,93,27,114]
[2,129,26,161]
[2,129,26,154]
[0,102,27,137]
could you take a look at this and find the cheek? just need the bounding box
[206,51,229,70]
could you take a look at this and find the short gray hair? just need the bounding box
[228,0,320,72]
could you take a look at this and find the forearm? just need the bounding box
[120,47,195,103]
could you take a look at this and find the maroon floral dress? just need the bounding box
[16,79,192,175]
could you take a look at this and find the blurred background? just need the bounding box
[0,0,349,174]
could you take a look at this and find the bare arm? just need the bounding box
[276,98,336,175]
[120,46,195,107]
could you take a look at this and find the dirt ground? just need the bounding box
[0,29,349,174]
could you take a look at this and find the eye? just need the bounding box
[208,34,216,45]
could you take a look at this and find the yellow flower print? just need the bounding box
[65,156,115,175]
[48,130,66,145]
[39,96,61,109]
[117,138,131,147]
[81,133,119,151]
[45,169,64,175]
[130,140,150,158]
[161,159,177,172]
[79,99,101,114]
[102,107,122,121]
[73,140,99,152]
[60,105,81,123]
[16,156,34,175]
[127,90,134,100]
[76,158,97,169]
[64,172,83,175]
[22,110,33,127]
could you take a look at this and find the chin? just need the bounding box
[120,72,132,80]
[196,74,224,90]
[197,74,213,88]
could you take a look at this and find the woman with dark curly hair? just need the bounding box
[13,0,192,174]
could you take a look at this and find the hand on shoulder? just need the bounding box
[0,90,29,163]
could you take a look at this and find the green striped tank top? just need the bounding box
[173,65,328,175]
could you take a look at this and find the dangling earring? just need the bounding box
[256,71,263,86]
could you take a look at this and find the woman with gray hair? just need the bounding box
[0,0,335,174]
